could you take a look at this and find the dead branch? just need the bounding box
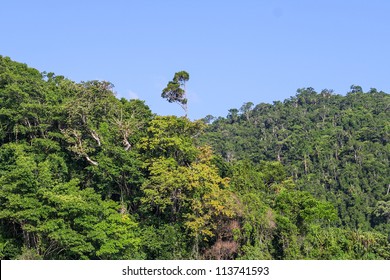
[90,130,101,146]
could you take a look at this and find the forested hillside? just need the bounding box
[0,56,389,260]
[201,87,390,258]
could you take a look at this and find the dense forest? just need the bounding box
[0,56,389,260]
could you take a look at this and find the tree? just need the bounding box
[161,71,190,116]
[240,102,254,122]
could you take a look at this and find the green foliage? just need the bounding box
[138,116,239,258]
[161,71,190,115]
[202,87,390,256]
[138,116,204,165]
[1,56,389,260]
[0,57,147,259]
[0,141,143,259]
[141,224,190,259]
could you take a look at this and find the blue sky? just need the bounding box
[1,0,389,119]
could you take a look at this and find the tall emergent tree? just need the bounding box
[161,71,189,116]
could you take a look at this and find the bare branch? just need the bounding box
[90,130,101,146]
[60,128,99,166]
[85,155,99,166]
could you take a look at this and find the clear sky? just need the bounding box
[1,0,389,120]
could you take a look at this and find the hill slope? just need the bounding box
[202,87,390,236]
[0,56,389,259]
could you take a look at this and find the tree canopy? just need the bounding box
[161,71,190,116]
[0,56,389,260]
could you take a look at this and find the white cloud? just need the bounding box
[127,90,139,100]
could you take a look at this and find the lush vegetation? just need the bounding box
[0,56,389,259]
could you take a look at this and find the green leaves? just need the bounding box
[1,56,389,260]
[202,85,390,259]
[138,116,204,165]
[138,116,239,257]
[161,71,190,116]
